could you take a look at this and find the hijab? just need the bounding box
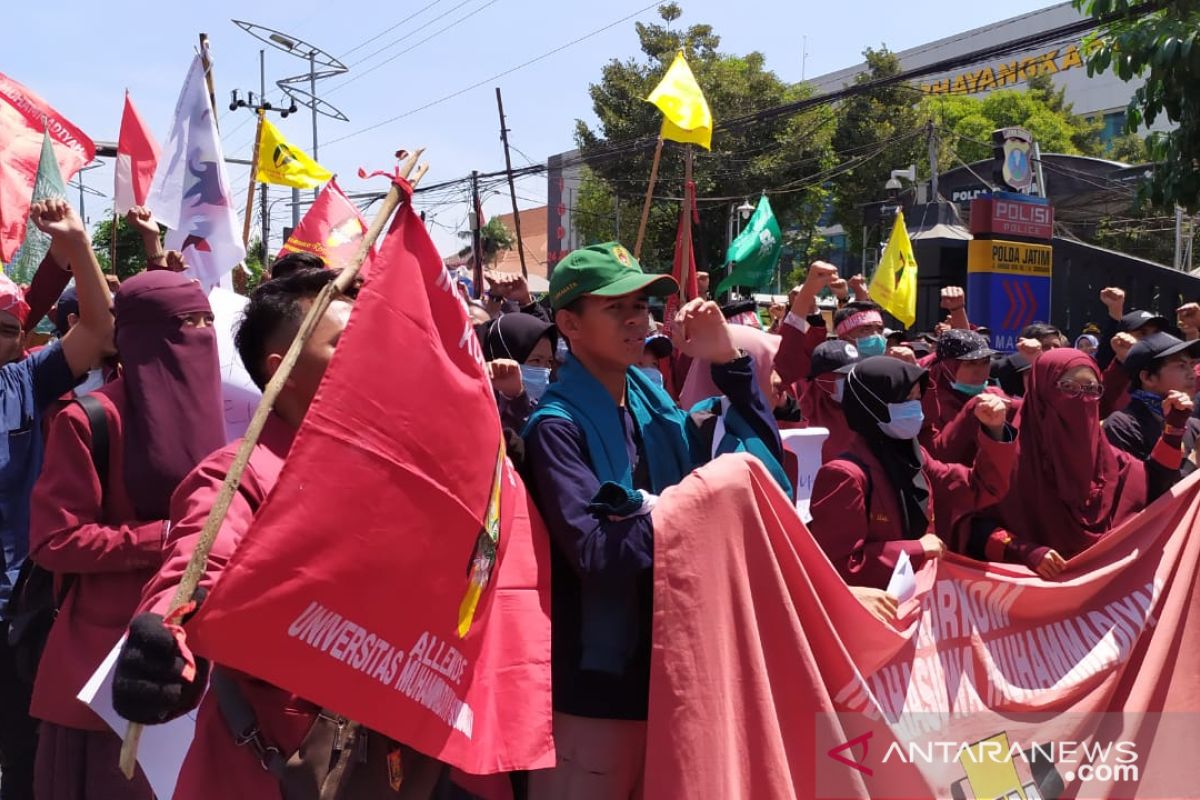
[111,272,225,520]
[842,356,931,540]
[480,312,556,364]
[1003,348,1142,556]
[678,326,780,410]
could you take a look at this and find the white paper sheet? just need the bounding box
[78,636,198,800]
[886,549,917,604]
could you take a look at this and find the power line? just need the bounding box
[323,1,660,148]
[326,0,503,95]
[336,0,448,60]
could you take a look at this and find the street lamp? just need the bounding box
[737,199,756,221]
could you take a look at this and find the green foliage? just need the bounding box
[829,47,928,263]
[1108,132,1151,163]
[574,4,835,275]
[90,212,160,280]
[926,74,1104,167]
[1075,0,1200,210]
[458,217,515,266]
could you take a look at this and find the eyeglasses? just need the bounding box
[1056,378,1105,400]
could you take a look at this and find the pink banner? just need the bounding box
[647,454,1200,799]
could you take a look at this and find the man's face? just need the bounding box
[1130,324,1160,340]
[955,359,991,386]
[0,311,25,365]
[841,321,884,344]
[1143,353,1194,396]
[282,298,353,416]
[556,292,651,371]
[1039,334,1065,351]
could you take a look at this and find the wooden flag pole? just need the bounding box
[679,145,693,302]
[241,110,265,246]
[109,209,118,275]
[633,137,664,260]
[119,148,428,779]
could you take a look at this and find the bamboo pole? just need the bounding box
[119,148,428,778]
[241,110,265,247]
[633,137,665,260]
[109,209,118,276]
[679,145,693,302]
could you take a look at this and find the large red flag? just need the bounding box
[187,176,554,774]
[0,72,94,262]
[114,91,160,214]
[276,178,369,271]
[661,178,699,337]
[647,454,1200,799]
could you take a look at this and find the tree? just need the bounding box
[574,3,835,279]
[1075,0,1200,211]
[829,47,928,266]
[91,210,263,287]
[457,217,515,267]
[926,76,1105,166]
[1108,133,1151,163]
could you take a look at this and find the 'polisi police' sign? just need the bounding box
[971,192,1053,240]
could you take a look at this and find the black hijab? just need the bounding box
[842,356,931,540]
[480,312,556,364]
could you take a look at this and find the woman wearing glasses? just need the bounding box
[958,347,1193,580]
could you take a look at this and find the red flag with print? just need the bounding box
[662,179,699,337]
[0,72,94,262]
[277,178,370,272]
[187,176,554,775]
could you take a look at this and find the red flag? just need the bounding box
[647,455,1200,798]
[187,177,554,774]
[114,92,160,214]
[661,179,699,337]
[0,72,94,262]
[276,178,370,271]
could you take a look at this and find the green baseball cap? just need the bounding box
[548,242,678,311]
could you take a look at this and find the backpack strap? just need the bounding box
[52,394,110,607]
[833,452,873,517]
[73,394,109,490]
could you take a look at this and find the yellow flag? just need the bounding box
[646,51,712,150]
[255,117,332,189]
[868,211,918,327]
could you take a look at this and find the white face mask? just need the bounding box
[847,369,926,440]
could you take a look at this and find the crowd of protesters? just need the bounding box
[0,202,1197,799]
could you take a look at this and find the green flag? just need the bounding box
[716,196,782,295]
[7,132,68,285]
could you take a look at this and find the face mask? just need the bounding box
[520,365,551,403]
[879,400,925,440]
[856,333,887,357]
[951,381,987,397]
[830,377,845,404]
[637,365,665,389]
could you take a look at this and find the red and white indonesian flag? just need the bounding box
[146,55,244,290]
[114,92,160,215]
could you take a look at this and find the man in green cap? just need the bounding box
[522,242,786,798]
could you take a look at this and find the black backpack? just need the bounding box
[5,394,108,684]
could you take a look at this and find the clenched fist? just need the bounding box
[973,393,1008,435]
[1100,287,1126,321]
[487,359,523,399]
[1111,332,1137,363]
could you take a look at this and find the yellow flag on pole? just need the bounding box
[646,51,713,150]
[255,118,332,189]
[868,211,918,327]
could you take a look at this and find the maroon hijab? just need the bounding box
[1004,347,1143,556]
[112,272,225,520]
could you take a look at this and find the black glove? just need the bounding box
[112,590,210,724]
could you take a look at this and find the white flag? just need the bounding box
[146,55,245,290]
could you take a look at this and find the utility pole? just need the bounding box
[927,120,939,203]
[494,88,528,278]
[471,170,484,298]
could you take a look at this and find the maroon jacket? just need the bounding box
[808,430,1017,589]
[136,413,314,800]
[29,382,165,729]
[920,386,1020,466]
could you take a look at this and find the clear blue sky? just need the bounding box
[3,0,1062,255]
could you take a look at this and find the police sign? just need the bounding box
[971,192,1054,240]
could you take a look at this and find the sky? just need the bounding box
[2,0,1065,257]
